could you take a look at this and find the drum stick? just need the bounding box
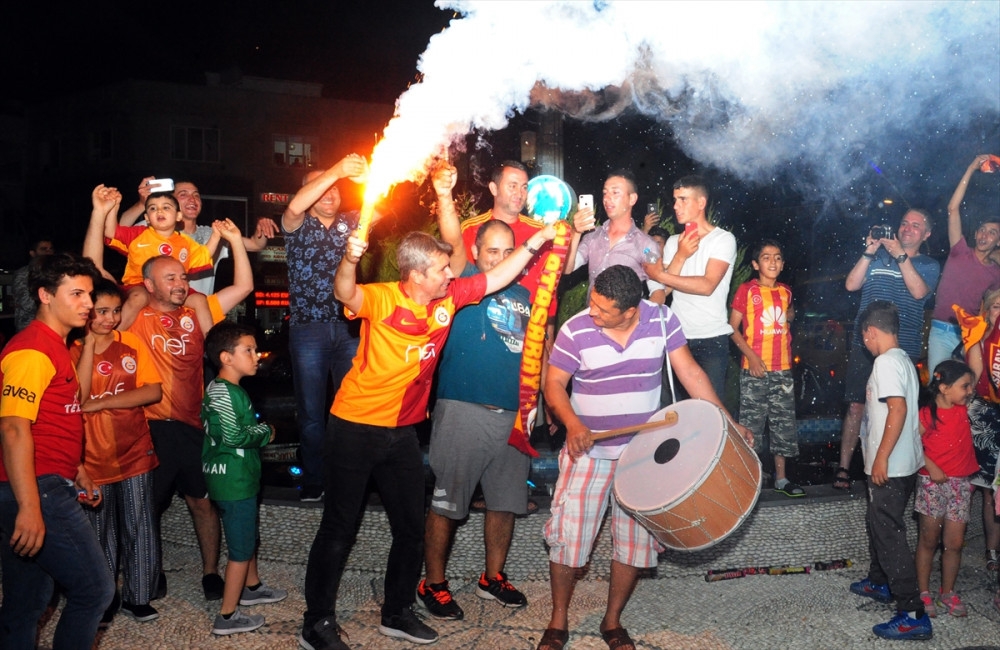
[589,412,679,442]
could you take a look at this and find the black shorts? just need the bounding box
[149,419,208,511]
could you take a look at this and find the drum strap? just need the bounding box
[660,306,677,404]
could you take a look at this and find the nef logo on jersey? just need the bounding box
[180,315,196,332]
[96,360,114,376]
[159,243,173,257]
[121,355,137,374]
[433,306,451,327]
[159,314,174,328]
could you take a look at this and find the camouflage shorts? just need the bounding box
[739,369,798,458]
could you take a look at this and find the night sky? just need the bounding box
[5,1,998,307]
[2,1,452,104]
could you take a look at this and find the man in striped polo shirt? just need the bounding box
[833,209,940,490]
[536,265,751,650]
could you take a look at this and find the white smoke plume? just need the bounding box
[365,0,998,200]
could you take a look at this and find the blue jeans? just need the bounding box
[926,319,962,377]
[0,475,115,650]
[682,334,730,401]
[289,320,359,488]
[303,416,426,627]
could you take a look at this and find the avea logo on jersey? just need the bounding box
[3,384,37,403]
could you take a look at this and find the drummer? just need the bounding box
[536,265,751,650]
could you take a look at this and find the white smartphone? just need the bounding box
[148,178,174,192]
[578,194,593,210]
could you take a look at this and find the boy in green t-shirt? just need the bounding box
[202,321,285,635]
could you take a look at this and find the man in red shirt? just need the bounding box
[0,252,115,649]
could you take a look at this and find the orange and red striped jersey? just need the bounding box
[332,275,487,428]
[731,279,793,371]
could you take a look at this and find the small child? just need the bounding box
[915,360,980,618]
[848,300,932,640]
[202,321,286,635]
[87,184,217,326]
[729,239,801,497]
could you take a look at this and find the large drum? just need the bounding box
[612,399,762,551]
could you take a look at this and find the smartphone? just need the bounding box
[684,222,698,236]
[578,194,593,210]
[647,203,657,215]
[148,178,174,192]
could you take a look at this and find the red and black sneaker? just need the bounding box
[416,579,464,620]
[476,571,527,608]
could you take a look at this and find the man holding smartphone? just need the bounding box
[566,170,666,304]
[643,175,735,400]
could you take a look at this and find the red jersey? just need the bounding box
[918,403,980,478]
[0,321,84,481]
[70,331,161,484]
[332,275,487,428]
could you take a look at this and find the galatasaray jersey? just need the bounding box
[0,321,84,481]
[731,279,793,371]
[461,211,557,318]
[127,295,223,428]
[332,274,487,428]
[108,225,214,287]
[70,330,161,484]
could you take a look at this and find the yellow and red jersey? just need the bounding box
[332,275,487,428]
[70,330,161,484]
[0,321,84,481]
[107,225,214,287]
[731,279,793,371]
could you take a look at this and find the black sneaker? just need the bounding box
[298,615,351,650]
[378,606,438,645]
[417,579,464,620]
[299,485,325,502]
[120,601,159,622]
[203,573,225,601]
[476,571,527,608]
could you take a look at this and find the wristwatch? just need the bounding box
[894,252,908,264]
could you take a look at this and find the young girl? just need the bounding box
[915,360,980,617]
[72,280,164,624]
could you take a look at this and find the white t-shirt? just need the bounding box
[860,347,924,477]
[662,226,736,339]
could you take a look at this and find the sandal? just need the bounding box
[832,467,850,490]
[774,482,806,498]
[601,627,636,650]
[536,627,568,650]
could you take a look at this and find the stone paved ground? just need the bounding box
[36,525,1000,650]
